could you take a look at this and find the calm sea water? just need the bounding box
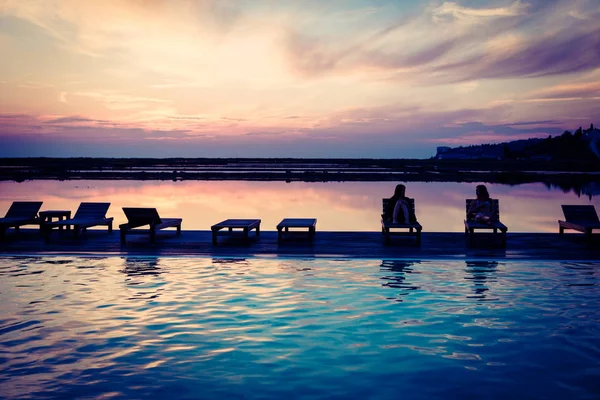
[1,256,598,399]
[1,180,599,232]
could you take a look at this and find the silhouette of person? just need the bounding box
[383,184,417,224]
[467,184,494,224]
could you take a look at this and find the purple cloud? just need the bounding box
[535,82,600,99]
[47,116,109,124]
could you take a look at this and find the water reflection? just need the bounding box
[121,257,161,276]
[121,257,163,301]
[464,261,498,302]
[1,180,598,232]
[380,260,421,302]
[0,256,49,277]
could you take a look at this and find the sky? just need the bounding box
[1,0,599,158]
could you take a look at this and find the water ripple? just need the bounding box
[0,256,599,399]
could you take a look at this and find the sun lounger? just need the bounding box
[211,219,261,244]
[558,205,600,243]
[43,202,113,240]
[464,199,507,246]
[0,201,43,239]
[381,198,422,245]
[120,208,182,244]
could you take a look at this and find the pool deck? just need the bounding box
[1,229,599,260]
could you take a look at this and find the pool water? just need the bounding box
[0,257,599,399]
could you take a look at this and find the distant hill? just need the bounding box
[436,124,600,161]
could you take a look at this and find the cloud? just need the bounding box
[0,113,31,119]
[426,121,564,146]
[432,1,529,22]
[281,0,600,83]
[46,116,109,124]
[16,81,54,89]
[464,29,600,80]
[530,81,600,100]
[244,131,285,136]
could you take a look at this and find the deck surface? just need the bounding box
[0,229,599,260]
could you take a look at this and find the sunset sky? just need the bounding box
[1,0,599,158]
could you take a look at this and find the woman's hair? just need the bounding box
[476,185,490,200]
[393,184,406,198]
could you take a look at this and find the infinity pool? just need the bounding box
[1,257,599,399]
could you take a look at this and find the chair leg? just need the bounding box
[120,229,126,244]
[176,224,181,235]
[108,222,113,233]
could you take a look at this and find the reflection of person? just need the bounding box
[383,184,417,224]
[380,260,420,301]
[465,261,498,300]
[467,185,494,224]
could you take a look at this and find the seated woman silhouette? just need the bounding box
[383,184,417,224]
[467,184,494,224]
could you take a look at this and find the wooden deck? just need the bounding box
[0,229,599,260]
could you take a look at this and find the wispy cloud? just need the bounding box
[530,82,600,100]
[47,116,109,124]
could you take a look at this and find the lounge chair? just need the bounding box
[558,205,600,243]
[381,198,422,245]
[43,202,113,240]
[464,199,507,246]
[120,208,182,244]
[0,201,43,239]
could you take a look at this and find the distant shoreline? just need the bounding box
[1,158,598,190]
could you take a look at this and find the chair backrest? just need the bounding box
[382,198,416,220]
[561,205,599,223]
[466,199,500,221]
[122,207,162,227]
[74,202,110,219]
[4,201,43,219]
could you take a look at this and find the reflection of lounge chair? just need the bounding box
[120,208,182,244]
[381,198,422,245]
[43,202,113,240]
[0,201,43,239]
[558,205,600,243]
[464,199,507,246]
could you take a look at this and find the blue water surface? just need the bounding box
[0,257,599,399]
